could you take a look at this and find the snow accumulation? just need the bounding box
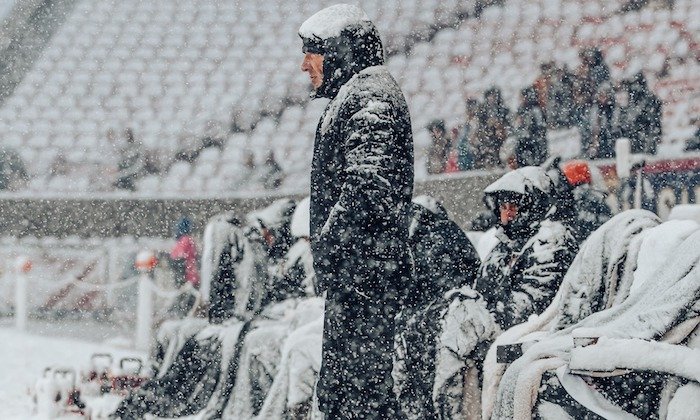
[298,4,369,40]
[290,197,310,238]
[412,195,443,215]
[668,204,700,223]
[0,327,144,419]
[483,166,552,195]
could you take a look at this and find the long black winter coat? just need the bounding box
[395,200,480,419]
[302,12,414,419]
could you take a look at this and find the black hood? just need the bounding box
[300,20,385,99]
[483,166,554,240]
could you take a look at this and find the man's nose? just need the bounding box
[500,209,509,224]
[301,57,308,72]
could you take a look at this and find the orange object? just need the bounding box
[562,160,592,187]
[135,250,158,271]
[20,259,32,273]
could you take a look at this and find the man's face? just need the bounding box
[499,202,519,225]
[261,228,275,247]
[301,53,324,89]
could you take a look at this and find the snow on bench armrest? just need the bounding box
[568,337,700,382]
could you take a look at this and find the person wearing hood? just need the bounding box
[224,198,325,419]
[476,166,578,330]
[299,4,414,418]
[474,87,510,169]
[393,195,481,419]
[616,72,662,155]
[112,201,296,419]
[169,216,200,288]
[512,86,548,167]
[546,158,613,243]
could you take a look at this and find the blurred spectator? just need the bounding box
[585,83,617,159]
[174,132,202,163]
[454,98,480,171]
[684,118,700,152]
[169,217,200,288]
[237,151,259,188]
[533,62,555,118]
[621,0,674,11]
[201,120,227,150]
[570,72,595,145]
[620,0,649,11]
[534,62,575,128]
[142,150,161,176]
[577,47,611,95]
[114,128,144,191]
[0,148,29,191]
[49,153,71,178]
[426,119,450,174]
[547,66,576,128]
[512,86,548,167]
[260,151,284,189]
[474,87,510,169]
[174,123,227,166]
[615,73,662,155]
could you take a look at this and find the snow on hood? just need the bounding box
[412,195,444,216]
[200,211,240,303]
[484,166,553,196]
[291,197,310,238]
[298,4,370,40]
[246,198,296,230]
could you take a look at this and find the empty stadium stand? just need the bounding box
[0,0,696,195]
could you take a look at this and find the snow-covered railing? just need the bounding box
[1,236,189,347]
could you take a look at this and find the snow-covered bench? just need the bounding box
[488,216,700,419]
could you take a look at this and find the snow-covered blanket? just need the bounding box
[254,317,324,419]
[482,209,660,418]
[491,218,700,419]
[432,288,499,419]
[112,318,250,419]
[222,297,324,419]
[153,317,209,377]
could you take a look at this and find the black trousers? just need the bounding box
[317,287,403,419]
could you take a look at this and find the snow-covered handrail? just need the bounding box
[569,336,700,383]
[146,279,183,300]
[70,276,139,292]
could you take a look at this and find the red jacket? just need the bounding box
[171,235,200,287]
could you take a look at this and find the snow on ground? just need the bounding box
[0,324,144,419]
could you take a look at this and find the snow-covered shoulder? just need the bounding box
[531,220,573,259]
[321,65,399,135]
[298,4,369,40]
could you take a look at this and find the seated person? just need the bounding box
[224,197,325,419]
[393,195,481,419]
[481,209,661,419]
[112,199,296,419]
[491,217,700,419]
[476,166,579,330]
[433,166,578,418]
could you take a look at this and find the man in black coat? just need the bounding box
[299,4,414,419]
